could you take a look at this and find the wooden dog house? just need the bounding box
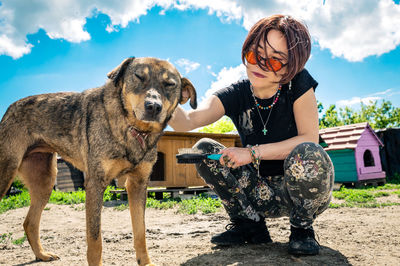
[55,158,85,192]
[319,122,386,185]
[148,131,241,188]
[56,131,240,191]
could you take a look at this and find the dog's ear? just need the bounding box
[180,77,197,109]
[107,57,135,87]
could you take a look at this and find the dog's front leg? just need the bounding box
[85,180,105,266]
[126,161,154,266]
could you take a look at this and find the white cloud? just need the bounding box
[207,65,217,77]
[368,88,399,97]
[235,0,400,62]
[0,34,32,59]
[174,58,200,74]
[337,88,400,107]
[173,0,242,21]
[1,0,400,61]
[337,96,382,106]
[203,64,247,101]
[0,0,172,58]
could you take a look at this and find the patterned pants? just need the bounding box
[193,138,334,229]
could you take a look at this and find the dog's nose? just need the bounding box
[144,101,162,117]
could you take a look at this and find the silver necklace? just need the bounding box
[250,84,279,135]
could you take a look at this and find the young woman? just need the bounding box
[169,15,334,255]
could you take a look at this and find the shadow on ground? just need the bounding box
[181,242,351,266]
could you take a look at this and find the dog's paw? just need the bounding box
[35,251,60,261]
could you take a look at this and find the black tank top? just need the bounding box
[214,69,318,176]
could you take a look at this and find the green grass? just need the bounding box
[146,197,179,210]
[2,182,400,215]
[0,190,31,214]
[49,189,86,205]
[12,234,27,245]
[0,186,222,215]
[0,233,27,245]
[0,233,13,244]
[0,186,117,214]
[330,185,400,208]
[178,194,222,214]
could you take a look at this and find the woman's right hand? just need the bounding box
[219,147,253,169]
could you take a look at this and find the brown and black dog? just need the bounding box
[0,57,197,265]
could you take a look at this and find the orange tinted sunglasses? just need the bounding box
[245,50,287,72]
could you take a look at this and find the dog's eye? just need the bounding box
[163,80,176,87]
[135,73,145,82]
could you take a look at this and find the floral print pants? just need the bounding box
[193,138,334,229]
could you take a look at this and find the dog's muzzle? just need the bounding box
[144,100,162,120]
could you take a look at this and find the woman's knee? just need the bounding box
[192,138,225,183]
[192,138,225,154]
[284,142,334,192]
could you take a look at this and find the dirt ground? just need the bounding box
[1,198,400,266]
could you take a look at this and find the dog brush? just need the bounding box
[176,148,222,164]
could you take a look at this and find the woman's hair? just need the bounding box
[241,15,311,84]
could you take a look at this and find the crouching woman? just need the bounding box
[169,14,334,255]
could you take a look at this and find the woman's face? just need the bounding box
[246,29,288,88]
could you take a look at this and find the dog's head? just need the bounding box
[107,57,197,133]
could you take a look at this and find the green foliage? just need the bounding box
[320,104,343,128]
[178,194,222,214]
[375,183,400,190]
[0,187,120,214]
[12,234,27,245]
[374,191,390,197]
[113,195,222,214]
[0,233,13,244]
[198,116,236,133]
[388,172,400,184]
[0,190,30,214]
[319,100,400,129]
[114,204,129,211]
[12,178,25,189]
[103,186,119,201]
[346,191,375,203]
[331,185,400,208]
[0,232,27,245]
[146,197,179,209]
[49,189,86,205]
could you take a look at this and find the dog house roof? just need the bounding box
[319,122,383,151]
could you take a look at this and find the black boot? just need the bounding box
[211,217,272,246]
[288,226,320,255]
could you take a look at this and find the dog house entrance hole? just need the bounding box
[150,152,165,181]
[363,149,375,167]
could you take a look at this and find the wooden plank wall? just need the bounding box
[327,149,358,182]
[56,159,85,192]
[56,132,241,190]
[149,132,240,188]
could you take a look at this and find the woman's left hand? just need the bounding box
[219,147,252,169]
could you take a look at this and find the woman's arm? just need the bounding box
[219,88,319,167]
[169,95,226,132]
[256,88,319,160]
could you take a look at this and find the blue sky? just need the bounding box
[1,0,400,126]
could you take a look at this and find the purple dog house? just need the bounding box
[319,122,386,185]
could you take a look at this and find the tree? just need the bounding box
[198,116,237,133]
[319,104,343,128]
[319,100,400,129]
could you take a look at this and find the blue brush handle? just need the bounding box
[206,154,222,160]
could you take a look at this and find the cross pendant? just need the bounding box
[262,128,268,135]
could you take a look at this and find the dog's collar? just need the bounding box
[129,126,149,150]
